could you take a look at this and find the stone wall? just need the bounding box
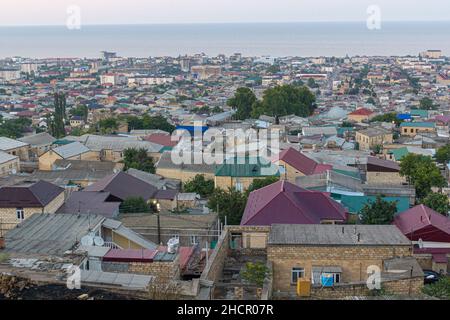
[267,244,412,293]
[200,228,229,283]
[310,277,423,299]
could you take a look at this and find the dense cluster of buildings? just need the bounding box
[0,50,449,300]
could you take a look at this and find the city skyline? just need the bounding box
[1,0,450,26]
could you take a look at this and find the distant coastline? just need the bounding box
[1,21,449,58]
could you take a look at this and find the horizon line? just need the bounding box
[1,19,450,28]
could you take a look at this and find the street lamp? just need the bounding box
[153,200,161,245]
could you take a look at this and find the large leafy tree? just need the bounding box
[0,116,32,138]
[98,117,119,134]
[183,175,215,198]
[399,154,447,200]
[123,148,155,174]
[422,192,450,215]
[252,85,316,118]
[359,196,397,225]
[435,144,450,164]
[246,177,279,196]
[70,104,88,121]
[48,92,67,138]
[227,87,257,120]
[124,115,175,133]
[207,188,247,225]
[419,97,435,110]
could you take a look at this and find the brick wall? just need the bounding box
[267,244,412,293]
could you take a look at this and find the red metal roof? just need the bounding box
[144,133,180,147]
[275,148,330,175]
[349,108,374,116]
[394,205,450,242]
[241,180,347,226]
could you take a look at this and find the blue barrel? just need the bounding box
[321,274,334,287]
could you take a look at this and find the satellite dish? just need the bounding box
[94,236,105,247]
[81,235,94,246]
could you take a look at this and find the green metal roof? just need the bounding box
[332,169,361,180]
[400,122,435,128]
[339,195,410,214]
[410,109,428,118]
[215,157,280,177]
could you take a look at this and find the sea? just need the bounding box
[0,21,449,59]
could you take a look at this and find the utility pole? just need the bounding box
[154,201,162,245]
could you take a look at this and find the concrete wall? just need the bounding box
[0,158,20,177]
[366,172,406,185]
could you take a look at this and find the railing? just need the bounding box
[103,241,122,249]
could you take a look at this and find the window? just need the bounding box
[334,273,341,284]
[235,181,243,192]
[16,208,24,221]
[291,267,305,284]
[171,234,180,240]
[190,235,199,245]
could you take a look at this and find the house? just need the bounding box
[400,122,436,137]
[156,151,217,183]
[1,213,170,290]
[394,204,450,273]
[84,171,179,211]
[18,132,56,158]
[347,108,375,123]
[275,147,332,183]
[0,180,64,231]
[365,156,406,185]
[69,115,85,127]
[39,142,97,170]
[240,180,347,226]
[68,134,164,162]
[56,191,121,218]
[120,213,219,248]
[214,156,280,191]
[0,151,20,177]
[355,128,393,151]
[0,137,30,161]
[267,224,421,294]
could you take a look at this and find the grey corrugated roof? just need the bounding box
[0,150,17,164]
[83,135,163,153]
[269,224,411,246]
[156,151,217,173]
[53,141,90,159]
[18,132,56,147]
[5,213,105,256]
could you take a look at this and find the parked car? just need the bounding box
[423,270,441,284]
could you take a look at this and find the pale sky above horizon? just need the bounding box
[1,0,449,26]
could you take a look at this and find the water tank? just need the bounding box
[167,238,180,254]
[321,274,334,287]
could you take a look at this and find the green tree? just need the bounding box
[227,87,257,120]
[48,92,67,138]
[183,175,215,198]
[360,196,397,225]
[123,148,155,173]
[124,115,175,133]
[0,117,32,138]
[246,177,279,195]
[266,64,281,74]
[98,117,119,134]
[307,78,319,89]
[400,154,447,200]
[420,97,435,110]
[70,104,88,121]
[435,144,450,164]
[120,197,152,214]
[252,85,316,118]
[207,188,247,225]
[241,262,271,287]
[422,192,450,215]
[366,97,376,105]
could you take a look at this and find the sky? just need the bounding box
[0,0,449,26]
